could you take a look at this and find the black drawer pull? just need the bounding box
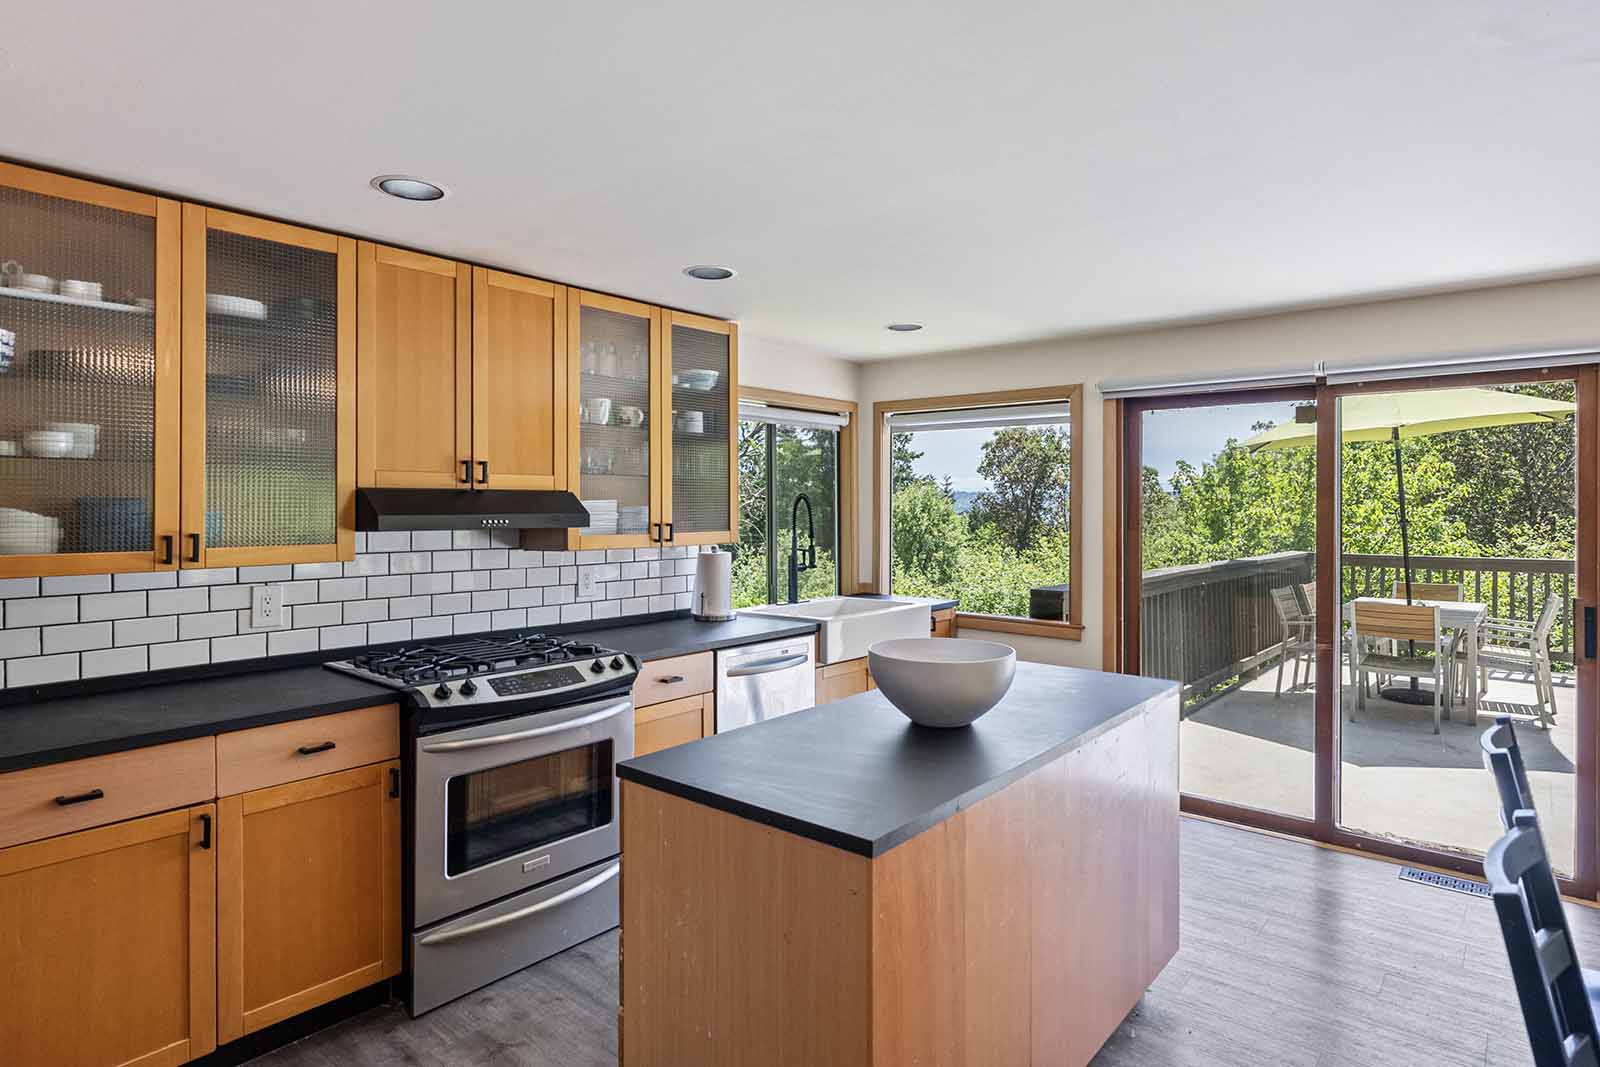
[187,532,201,563]
[658,675,685,684]
[160,534,174,565]
[54,788,104,806]
[297,741,337,756]
[199,813,212,850]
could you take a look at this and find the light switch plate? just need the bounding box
[251,584,284,628]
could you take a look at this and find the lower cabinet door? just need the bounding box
[816,658,871,704]
[635,693,709,756]
[217,760,401,1042]
[0,805,217,1067]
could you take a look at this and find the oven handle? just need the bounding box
[724,653,809,678]
[417,701,631,753]
[416,862,621,946]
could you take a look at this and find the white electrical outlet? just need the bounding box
[577,569,598,597]
[251,583,284,628]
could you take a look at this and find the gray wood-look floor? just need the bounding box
[251,816,1581,1066]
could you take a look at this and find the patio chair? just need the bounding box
[1270,586,1314,698]
[1459,591,1562,730]
[1481,716,1536,830]
[1485,810,1600,1066]
[1298,580,1360,690]
[1390,580,1463,602]
[1350,601,1453,733]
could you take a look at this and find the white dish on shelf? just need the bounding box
[0,285,153,314]
[45,422,99,459]
[682,369,719,391]
[14,274,54,293]
[0,508,63,555]
[59,279,103,301]
[23,430,74,458]
[206,293,268,320]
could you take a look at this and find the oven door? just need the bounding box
[413,693,632,928]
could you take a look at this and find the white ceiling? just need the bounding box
[6,2,1600,361]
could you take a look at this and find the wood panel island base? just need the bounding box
[618,662,1180,1066]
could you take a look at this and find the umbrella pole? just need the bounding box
[1383,426,1434,705]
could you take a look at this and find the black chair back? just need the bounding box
[1482,715,1535,829]
[1486,811,1600,1067]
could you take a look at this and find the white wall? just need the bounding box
[738,333,861,403]
[857,273,1600,669]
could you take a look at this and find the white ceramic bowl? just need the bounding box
[0,509,62,554]
[206,293,267,320]
[46,422,98,459]
[868,637,1017,728]
[23,430,74,458]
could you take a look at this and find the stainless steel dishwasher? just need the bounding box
[715,635,817,732]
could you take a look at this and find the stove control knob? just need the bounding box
[589,658,605,674]
[460,678,478,697]
[609,657,624,670]
[433,683,452,700]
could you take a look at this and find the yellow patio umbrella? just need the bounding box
[1243,385,1575,703]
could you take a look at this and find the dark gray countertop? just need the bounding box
[0,612,818,774]
[618,662,1178,857]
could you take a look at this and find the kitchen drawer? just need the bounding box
[635,693,711,757]
[632,651,713,707]
[0,736,216,848]
[217,703,399,796]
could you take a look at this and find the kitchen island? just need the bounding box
[617,661,1180,1066]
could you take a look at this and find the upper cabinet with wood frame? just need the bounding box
[182,206,355,567]
[662,311,737,546]
[471,268,567,489]
[0,161,181,577]
[568,290,663,547]
[357,243,472,489]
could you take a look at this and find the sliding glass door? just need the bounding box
[1121,367,1598,893]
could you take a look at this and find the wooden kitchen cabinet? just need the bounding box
[661,311,737,546]
[471,268,567,489]
[216,759,402,1042]
[357,243,472,489]
[931,607,956,637]
[0,805,217,1067]
[635,693,714,756]
[0,161,182,578]
[182,207,355,566]
[816,656,874,704]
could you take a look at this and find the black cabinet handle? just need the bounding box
[477,460,489,484]
[160,534,174,565]
[663,522,674,543]
[297,741,337,756]
[187,532,201,563]
[1586,605,1596,660]
[460,459,472,484]
[658,675,685,684]
[652,523,662,544]
[199,813,212,850]
[54,788,104,806]
[389,767,401,799]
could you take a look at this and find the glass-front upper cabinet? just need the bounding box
[182,206,354,567]
[0,163,180,577]
[569,291,661,547]
[663,312,737,545]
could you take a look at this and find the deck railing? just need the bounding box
[1140,550,1575,704]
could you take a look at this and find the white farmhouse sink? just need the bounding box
[742,597,932,664]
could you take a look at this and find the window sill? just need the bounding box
[955,613,1084,641]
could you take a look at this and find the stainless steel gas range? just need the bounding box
[326,632,637,1015]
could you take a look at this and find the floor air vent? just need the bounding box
[1398,866,1492,899]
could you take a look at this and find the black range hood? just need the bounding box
[355,488,590,532]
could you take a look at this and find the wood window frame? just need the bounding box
[872,385,1084,639]
[1111,369,1600,899]
[739,386,859,594]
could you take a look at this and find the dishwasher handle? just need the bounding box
[724,653,810,678]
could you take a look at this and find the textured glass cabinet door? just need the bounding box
[664,313,737,545]
[570,291,660,547]
[182,207,354,567]
[0,163,180,576]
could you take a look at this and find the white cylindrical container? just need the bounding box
[693,548,735,621]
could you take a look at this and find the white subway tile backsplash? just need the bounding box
[366,575,410,598]
[238,564,293,583]
[149,587,210,615]
[292,603,342,629]
[545,587,576,606]
[294,562,344,579]
[179,567,237,587]
[491,609,526,630]
[526,606,560,626]
[212,634,267,662]
[367,531,412,552]
[0,578,40,598]
[560,604,593,624]
[150,640,210,671]
[343,600,389,624]
[318,577,367,602]
[43,622,112,654]
[543,552,575,566]
[452,612,491,634]
[508,550,543,568]
[390,596,431,619]
[605,549,634,563]
[0,629,41,658]
[319,624,368,649]
[606,581,634,599]
[649,595,677,613]
[560,567,578,584]
[268,629,319,657]
[621,597,650,616]
[389,551,431,574]
[367,620,412,644]
[282,581,320,605]
[452,530,491,550]
[83,646,147,678]
[508,588,542,610]
[471,590,508,612]
[236,606,292,634]
[432,551,470,572]
[576,550,606,565]
[79,591,146,622]
[452,571,490,593]
[412,616,453,639]
[116,616,177,646]
[344,554,389,577]
[432,592,471,615]
[634,548,659,561]
[621,563,648,580]
[9,653,79,686]
[491,569,526,589]
[209,585,252,611]
[180,611,237,641]
[472,549,508,569]
[581,563,621,584]
[526,567,559,586]
[114,571,178,591]
[411,573,452,595]
[411,531,452,551]
[8,597,78,628]
[43,574,111,595]
[634,578,662,596]
[591,601,621,620]
[661,576,688,594]
[675,592,694,610]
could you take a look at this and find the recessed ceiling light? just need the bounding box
[683,265,736,281]
[886,323,923,332]
[371,175,446,201]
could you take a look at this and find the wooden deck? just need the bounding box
[250,816,1561,1066]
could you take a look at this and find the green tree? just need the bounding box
[891,480,966,587]
[967,427,1071,552]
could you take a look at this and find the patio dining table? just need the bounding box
[1343,596,1489,726]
